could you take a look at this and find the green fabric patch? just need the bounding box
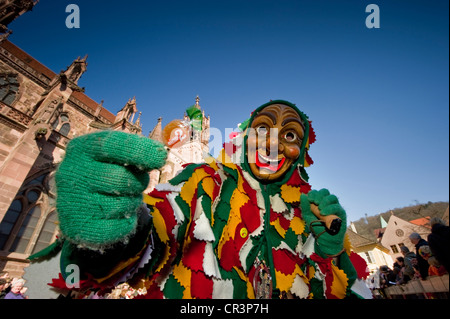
[169,163,203,186]
[310,277,325,299]
[163,274,185,299]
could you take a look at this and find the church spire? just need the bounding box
[115,97,137,123]
[195,95,200,109]
[62,55,88,85]
[149,117,163,142]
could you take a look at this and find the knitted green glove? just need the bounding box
[55,130,167,250]
[301,189,347,258]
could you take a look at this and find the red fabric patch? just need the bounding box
[152,191,177,238]
[278,214,291,230]
[240,201,261,233]
[270,211,291,231]
[223,142,238,157]
[48,273,105,291]
[219,239,240,271]
[270,210,278,223]
[248,265,257,287]
[286,169,302,187]
[199,164,217,177]
[240,170,258,203]
[300,181,311,195]
[310,253,336,299]
[292,207,302,219]
[349,252,370,279]
[272,248,296,275]
[182,240,206,272]
[191,271,213,299]
[286,169,312,194]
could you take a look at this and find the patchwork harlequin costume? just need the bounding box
[27,100,371,299]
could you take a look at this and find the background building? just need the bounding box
[347,227,393,274]
[380,213,431,261]
[147,96,210,192]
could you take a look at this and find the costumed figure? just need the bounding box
[25,100,371,299]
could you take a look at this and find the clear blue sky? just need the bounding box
[8,0,449,223]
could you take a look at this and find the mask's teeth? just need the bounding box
[258,152,280,164]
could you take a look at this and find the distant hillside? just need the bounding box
[349,201,449,241]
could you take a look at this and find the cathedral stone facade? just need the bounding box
[0,38,147,277]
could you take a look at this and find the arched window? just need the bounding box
[9,205,41,254]
[0,171,59,255]
[0,73,19,105]
[32,210,58,254]
[52,113,71,137]
[59,123,71,136]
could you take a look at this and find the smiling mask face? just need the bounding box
[246,104,305,182]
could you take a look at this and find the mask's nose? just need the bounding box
[265,135,283,156]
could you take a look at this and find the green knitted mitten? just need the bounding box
[301,189,347,258]
[55,130,167,250]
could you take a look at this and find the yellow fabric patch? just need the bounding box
[233,266,248,282]
[218,228,232,258]
[247,280,255,299]
[173,261,192,299]
[343,233,352,255]
[270,218,287,238]
[230,189,248,217]
[204,155,217,167]
[274,264,304,292]
[304,159,310,168]
[290,216,305,235]
[143,193,163,206]
[218,149,240,172]
[308,265,315,280]
[152,208,169,244]
[201,177,215,200]
[180,168,210,206]
[225,189,246,241]
[280,184,301,203]
[330,263,349,299]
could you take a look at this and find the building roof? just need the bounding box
[1,40,56,79]
[1,40,116,123]
[70,91,116,123]
[347,229,377,248]
[409,216,431,229]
